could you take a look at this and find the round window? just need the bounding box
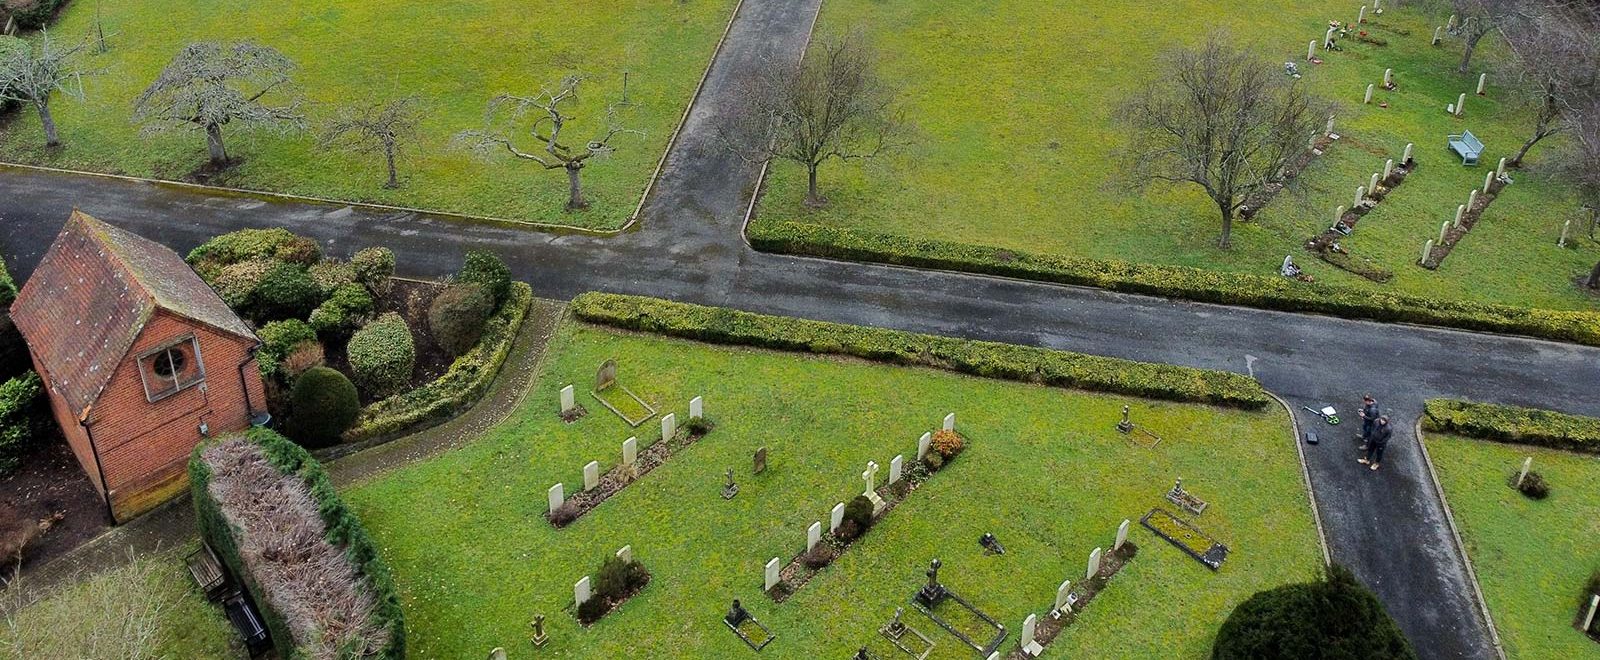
[153,349,186,378]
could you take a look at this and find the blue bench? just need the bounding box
[1448,130,1483,165]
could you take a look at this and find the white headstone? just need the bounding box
[942,413,956,431]
[1403,142,1414,163]
[1454,205,1466,228]
[1468,189,1478,210]
[1560,219,1572,247]
[1383,68,1393,86]
[1369,173,1381,193]
[490,648,507,660]
[1477,73,1488,95]
[987,653,1001,660]
[1421,239,1435,264]
[1114,519,1131,551]
[1449,13,1457,29]
[830,502,845,533]
[764,557,780,591]
[617,545,633,563]
[1325,27,1336,49]
[547,483,565,513]
[1308,40,1316,60]
[1439,221,1450,245]
[889,455,904,485]
[1334,205,1346,225]
[1496,157,1507,177]
[1354,186,1366,208]
[1382,159,1394,182]
[1584,594,1600,632]
[917,432,932,460]
[1020,613,1038,647]
[1432,26,1442,45]
[1358,6,1366,23]
[1054,579,1073,612]
[583,461,600,491]
[1447,102,1456,115]
[1364,83,1374,104]
[1456,93,1467,116]
[575,576,592,607]
[1484,171,1496,195]
[689,396,703,420]
[623,437,638,466]
[559,385,575,413]
[1087,547,1103,580]
[661,412,676,440]
[1516,456,1532,487]
[807,522,822,551]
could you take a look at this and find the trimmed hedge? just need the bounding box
[347,313,416,397]
[7,0,69,30]
[0,255,16,307]
[458,250,511,305]
[346,282,532,442]
[287,366,360,448]
[1213,564,1415,659]
[1422,399,1600,454]
[748,221,1600,347]
[309,283,375,337]
[188,428,404,659]
[187,228,302,277]
[0,371,43,475]
[570,292,1271,409]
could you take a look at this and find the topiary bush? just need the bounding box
[1513,470,1550,500]
[352,247,396,297]
[257,319,318,381]
[0,372,44,475]
[844,495,875,532]
[252,261,323,321]
[286,366,359,448]
[458,250,511,305]
[930,429,965,460]
[210,257,277,309]
[427,283,494,356]
[309,283,376,337]
[1213,564,1416,660]
[308,260,358,298]
[273,235,321,266]
[348,313,416,397]
[187,228,301,277]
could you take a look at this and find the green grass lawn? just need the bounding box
[756,0,1600,311]
[343,320,1322,658]
[1427,435,1600,659]
[0,0,738,228]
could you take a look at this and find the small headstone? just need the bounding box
[1382,159,1394,182]
[1560,219,1571,247]
[530,614,548,647]
[753,447,768,474]
[1421,239,1435,265]
[1115,519,1131,551]
[575,576,592,608]
[1449,13,1457,30]
[1516,456,1532,487]
[1477,73,1488,95]
[1496,157,1507,177]
[979,532,1007,555]
[1456,93,1466,117]
[830,502,845,533]
[1447,102,1456,115]
[661,412,676,441]
[622,437,638,466]
[1583,593,1599,631]
[806,522,822,551]
[1432,26,1442,45]
[1324,27,1336,49]
[1054,579,1072,613]
[1383,68,1393,87]
[690,396,704,420]
[1403,142,1414,164]
[1357,6,1366,23]
[722,469,740,500]
[583,461,600,491]
[490,647,507,660]
[1334,205,1346,225]
[1484,170,1496,195]
[1307,40,1316,61]
[1087,547,1103,580]
[559,385,575,413]
[1117,405,1133,433]
[1364,83,1374,104]
[617,545,633,563]
[888,455,904,485]
[1468,189,1478,210]
[1325,115,1336,136]
[596,359,617,392]
[547,483,565,513]
[1020,613,1038,648]
[942,413,956,432]
[987,653,1001,660]
[1454,205,1466,228]
[1369,173,1381,194]
[764,557,780,591]
[917,432,932,461]
[1354,186,1366,208]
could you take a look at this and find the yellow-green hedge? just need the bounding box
[1422,399,1600,454]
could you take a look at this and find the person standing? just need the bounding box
[1355,395,1380,448]
[1358,416,1392,471]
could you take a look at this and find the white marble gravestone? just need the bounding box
[560,385,575,413]
[583,461,600,491]
[1087,547,1103,580]
[764,557,780,591]
[807,522,822,551]
[548,483,565,513]
[689,396,703,420]
[1054,579,1072,613]
[1115,519,1131,551]
[661,412,676,440]
[917,432,932,460]
[623,437,638,466]
[942,413,956,431]
[830,502,846,533]
[889,455,904,485]
[575,576,592,607]
[617,545,633,563]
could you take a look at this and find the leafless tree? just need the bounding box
[322,96,423,189]
[1501,2,1600,167]
[133,41,304,166]
[455,75,638,211]
[1117,33,1330,248]
[1550,96,1600,287]
[1448,0,1532,74]
[717,33,904,207]
[0,30,88,147]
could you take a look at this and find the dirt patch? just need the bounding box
[0,435,108,581]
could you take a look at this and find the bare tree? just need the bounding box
[133,41,303,166]
[322,96,423,189]
[455,75,637,211]
[0,30,88,147]
[1117,33,1329,248]
[718,33,903,207]
[1501,2,1600,167]
[1450,0,1531,74]
[1551,96,1600,288]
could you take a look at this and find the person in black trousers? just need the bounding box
[1358,416,1392,471]
[1355,395,1380,449]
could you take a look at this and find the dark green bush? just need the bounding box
[576,596,609,625]
[1514,470,1550,500]
[594,555,649,602]
[844,495,875,531]
[1213,564,1415,659]
[286,366,360,448]
[1423,399,1600,454]
[253,261,323,321]
[0,372,43,475]
[458,250,512,305]
[187,228,301,276]
[427,283,494,356]
[0,256,16,307]
[256,319,318,381]
[570,293,1271,409]
[309,283,375,337]
[351,247,396,296]
[833,519,862,543]
[9,0,70,30]
[748,221,1600,347]
[348,313,416,397]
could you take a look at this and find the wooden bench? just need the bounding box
[1448,130,1483,165]
[185,543,230,602]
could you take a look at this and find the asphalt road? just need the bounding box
[3,1,1596,657]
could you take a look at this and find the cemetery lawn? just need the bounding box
[756,1,1600,311]
[0,0,739,228]
[343,320,1323,658]
[1426,435,1600,659]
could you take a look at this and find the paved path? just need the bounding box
[2,1,1597,657]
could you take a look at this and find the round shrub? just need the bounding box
[186,228,298,270]
[285,366,360,448]
[1213,564,1415,660]
[1514,471,1550,500]
[595,555,648,602]
[576,596,609,625]
[347,313,416,397]
[273,235,322,266]
[309,283,376,337]
[253,261,323,321]
[458,250,511,305]
[923,451,945,472]
[833,519,863,543]
[427,283,494,356]
[930,429,965,460]
[211,257,277,309]
[844,495,875,531]
[258,319,318,376]
[308,260,357,297]
[351,247,395,296]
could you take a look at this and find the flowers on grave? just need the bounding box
[930,429,965,460]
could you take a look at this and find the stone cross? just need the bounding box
[531,614,548,647]
[830,502,846,533]
[1115,519,1131,551]
[807,522,822,551]
[1432,26,1442,45]
[547,483,565,513]
[1456,93,1466,117]
[918,432,932,461]
[583,461,600,491]
[942,413,956,431]
[1403,142,1414,164]
[764,557,780,591]
[753,447,768,474]
[1354,186,1366,208]
[1421,239,1434,265]
[862,461,880,496]
[1020,613,1038,648]
[1454,205,1466,228]
[617,545,633,563]
[1087,547,1103,580]
[1382,159,1394,182]
[1364,83,1374,104]
[1477,73,1488,95]
[661,412,676,441]
[1054,579,1072,612]
[1308,40,1316,61]
[689,396,703,420]
[1439,222,1450,245]
[889,455,904,485]
[1334,205,1346,225]
[623,437,638,467]
[1516,456,1532,487]
[1584,594,1599,632]
[575,576,592,607]
[559,385,575,414]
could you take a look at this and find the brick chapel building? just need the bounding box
[12,211,266,522]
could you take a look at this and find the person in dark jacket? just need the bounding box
[1355,395,1380,448]
[1358,416,1392,470]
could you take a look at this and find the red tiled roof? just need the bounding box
[11,210,256,420]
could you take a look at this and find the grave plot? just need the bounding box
[344,320,1322,658]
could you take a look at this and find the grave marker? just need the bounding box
[1497,157,1507,177]
[754,447,768,474]
[1054,579,1072,613]
[548,483,565,513]
[1087,547,1103,580]
[596,360,617,391]
[807,522,822,551]
[1454,205,1466,228]
[1364,83,1374,104]
[1325,27,1336,49]
[690,396,704,420]
[917,432,932,461]
[560,385,575,414]
[1382,159,1394,182]
[1560,219,1571,247]
[1456,93,1467,116]
[1308,40,1316,60]
[943,413,956,431]
[1334,205,1346,226]
[575,576,592,608]
[661,412,676,441]
[1354,186,1366,208]
[1369,173,1381,194]
[1439,222,1450,245]
[1484,171,1496,195]
[1477,73,1488,95]
[491,648,506,660]
[889,455,904,485]
[1584,594,1599,632]
[1516,456,1532,487]
[1421,239,1435,264]
[1468,189,1478,210]
[617,545,633,563]
[1115,519,1131,551]
[863,461,885,513]
[623,437,638,466]
[1383,68,1393,87]
[583,461,600,491]
[764,557,780,591]
[1448,13,1457,30]
[1020,613,1038,649]
[1358,6,1366,23]
[1403,142,1414,164]
[1432,26,1442,45]
[830,502,846,533]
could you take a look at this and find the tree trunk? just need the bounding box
[565,163,587,210]
[36,100,59,148]
[205,123,228,164]
[805,163,823,206]
[1218,204,1235,249]
[1458,31,1484,74]
[1509,134,1543,169]
[1589,259,1600,289]
[383,146,399,189]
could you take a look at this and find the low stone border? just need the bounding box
[546,421,715,529]
[1413,419,1508,660]
[1005,544,1139,659]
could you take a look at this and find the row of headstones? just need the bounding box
[573,545,634,609]
[1432,13,1477,46]
[1005,519,1135,659]
[1329,146,1413,231]
[761,413,959,591]
[1419,159,1511,264]
[547,396,707,514]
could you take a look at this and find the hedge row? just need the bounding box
[189,427,404,659]
[5,0,69,30]
[345,282,533,442]
[747,221,1600,347]
[1422,399,1600,454]
[0,255,16,307]
[570,292,1271,410]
